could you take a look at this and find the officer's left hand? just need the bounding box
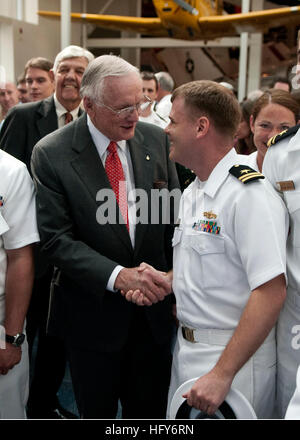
[0,344,21,375]
[182,368,233,416]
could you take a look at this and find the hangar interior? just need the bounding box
[0,0,299,101]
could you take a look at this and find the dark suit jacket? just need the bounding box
[0,96,83,277]
[0,96,83,173]
[0,96,58,172]
[31,114,180,352]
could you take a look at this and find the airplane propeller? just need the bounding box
[173,0,199,16]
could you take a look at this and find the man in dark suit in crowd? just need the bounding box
[31,54,180,419]
[0,45,94,419]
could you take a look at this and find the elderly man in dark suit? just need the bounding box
[31,54,180,419]
[0,45,94,419]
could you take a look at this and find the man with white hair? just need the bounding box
[0,45,94,171]
[155,71,175,123]
[0,82,19,119]
[0,45,94,419]
[0,82,19,130]
[31,54,179,418]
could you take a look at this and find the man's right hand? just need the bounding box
[115,262,172,304]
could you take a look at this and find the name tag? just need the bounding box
[276,181,295,191]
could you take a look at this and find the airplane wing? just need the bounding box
[197,6,300,40]
[38,11,169,37]
[38,6,300,40]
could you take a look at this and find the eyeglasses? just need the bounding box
[96,95,152,118]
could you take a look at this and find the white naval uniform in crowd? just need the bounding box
[244,151,258,170]
[154,95,172,125]
[168,148,288,419]
[139,111,167,129]
[0,150,39,418]
[263,126,300,418]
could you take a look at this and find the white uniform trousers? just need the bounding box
[167,325,276,419]
[276,288,300,418]
[0,338,29,419]
[285,365,300,419]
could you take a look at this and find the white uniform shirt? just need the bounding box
[139,110,167,129]
[0,150,39,323]
[155,94,172,123]
[173,148,287,330]
[244,151,258,170]
[263,128,300,293]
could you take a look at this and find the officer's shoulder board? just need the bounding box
[229,165,264,184]
[267,124,300,148]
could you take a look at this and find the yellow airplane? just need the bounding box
[38,0,300,41]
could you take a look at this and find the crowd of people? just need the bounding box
[0,33,300,420]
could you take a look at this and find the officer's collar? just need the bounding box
[201,148,237,198]
[287,125,300,152]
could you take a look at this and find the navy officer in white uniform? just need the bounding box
[263,123,300,418]
[0,150,39,418]
[124,80,288,419]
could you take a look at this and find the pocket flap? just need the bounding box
[285,191,300,214]
[190,233,225,255]
[172,227,182,247]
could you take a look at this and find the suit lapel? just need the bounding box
[36,96,58,138]
[70,115,132,252]
[128,129,154,256]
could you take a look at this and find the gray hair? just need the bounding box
[155,71,174,92]
[80,54,139,102]
[53,45,94,73]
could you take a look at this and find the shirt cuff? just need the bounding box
[107,265,124,292]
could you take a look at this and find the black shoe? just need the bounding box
[53,404,78,419]
[27,404,78,419]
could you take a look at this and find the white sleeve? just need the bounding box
[2,164,39,249]
[233,182,288,291]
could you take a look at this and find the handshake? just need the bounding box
[115,262,173,306]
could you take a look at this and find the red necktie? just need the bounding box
[64,112,73,124]
[105,141,129,232]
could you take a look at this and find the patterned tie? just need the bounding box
[64,112,73,125]
[105,141,129,231]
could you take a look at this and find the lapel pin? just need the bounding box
[146,154,150,161]
[0,196,4,207]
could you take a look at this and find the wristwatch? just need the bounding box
[5,333,25,347]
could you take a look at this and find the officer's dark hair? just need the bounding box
[140,71,158,91]
[171,80,241,138]
[252,88,299,124]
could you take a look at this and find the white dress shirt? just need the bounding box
[54,94,82,128]
[87,115,136,291]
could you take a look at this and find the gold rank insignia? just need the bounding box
[203,210,217,219]
[229,165,265,184]
[267,124,300,148]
